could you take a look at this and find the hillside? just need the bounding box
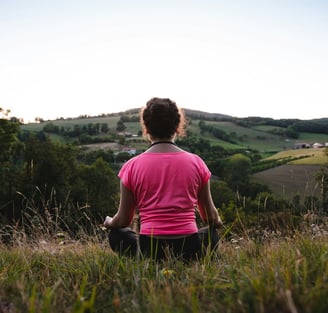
[252,164,323,200]
[251,147,328,200]
[264,148,328,165]
[19,109,328,202]
[20,108,328,156]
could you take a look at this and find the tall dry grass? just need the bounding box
[1,205,328,313]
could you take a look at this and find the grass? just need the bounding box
[1,214,328,313]
[252,164,323,200]
[265,148,328,165]
[252,148,327,199]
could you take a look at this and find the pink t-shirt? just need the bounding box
[118,151,211,235]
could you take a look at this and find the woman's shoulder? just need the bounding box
[125,150,204,162]
[120,152,151,167]
[180,150,205,161]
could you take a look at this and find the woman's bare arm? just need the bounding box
[104,181,136,229]
[197,180,223,228]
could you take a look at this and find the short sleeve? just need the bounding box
[118,159,134,190]
[196,155,211,184]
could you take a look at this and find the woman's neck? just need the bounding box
[149,140,176,148]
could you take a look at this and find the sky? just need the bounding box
[1,0,327,122]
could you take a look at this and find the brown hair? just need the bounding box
[140,97,186,140]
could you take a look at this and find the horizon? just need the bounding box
[21,106,328,124]
[1,0,328,122]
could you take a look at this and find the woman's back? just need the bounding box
[119,151,211,235]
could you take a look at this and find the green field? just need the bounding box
[265,148,328,165]
[20,113,328,201]
[21,115,123,132]
[22,115,328,155]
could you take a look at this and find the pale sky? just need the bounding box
[1,0,327,122]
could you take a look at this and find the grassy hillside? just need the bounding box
[252,148,327,199]
[1,215,328,313]
[265,148,328,165]
[20,110,328,201]
[21,110,328,155]
[252,164,323,200]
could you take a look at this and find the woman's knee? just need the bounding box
[108,228,138,257]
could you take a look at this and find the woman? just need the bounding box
[104,97,222,261]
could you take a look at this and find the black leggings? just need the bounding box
[108,227,219,261]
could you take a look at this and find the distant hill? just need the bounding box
[18,108,328,200]
[183,108,232,120]
[21,107,328,156]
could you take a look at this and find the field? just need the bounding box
[252,164,322,200]
[1,218,328,313]
[21,114,328,155]
[264,148,328,165]
[21,115,328,201]
[251,148,328,199]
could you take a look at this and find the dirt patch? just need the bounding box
[82,142,121,151]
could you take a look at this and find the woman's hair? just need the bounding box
[141,97,186,139]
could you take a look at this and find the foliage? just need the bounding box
[0,133,120,226]
[116,118,126,132]
[71,158,119,218]
[2,107,328,311]
[3,109,328,229]
[0,118,23,218]
[1,208,328,313]
[198,120,236,143]
[224,153,252,192]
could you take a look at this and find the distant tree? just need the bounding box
[101,123,109,133]
[0,118,22,219]
[116,120,126,132]
[0,118,20,162]
[118,136,126,145]
[77,149,114,165]
[71,158,119,218]
[286,126,299,139]
[21,135,78,207]
[210,180,235,209]
[115,152,131,163]
[43,122,60,134]
[224,153,252,193]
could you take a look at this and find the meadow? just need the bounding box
[1,212,328,313]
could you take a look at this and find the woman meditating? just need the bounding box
[104,97,222,261]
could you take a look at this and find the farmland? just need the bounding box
[252,164,322,199]
[21,111,328,155]
[20,110,328,201]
